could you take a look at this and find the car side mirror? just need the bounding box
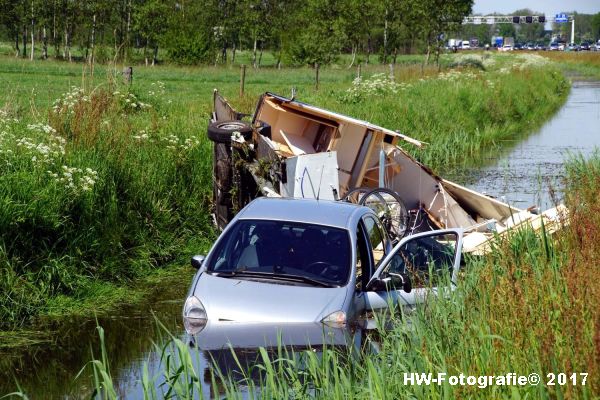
[389,272,412,293]
[367,272,412,293]
[191,255,205,270]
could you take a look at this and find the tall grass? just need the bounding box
[0,78,216,328]
[68,155,600,399]
[0,52,570,329]
[542,52,600,79]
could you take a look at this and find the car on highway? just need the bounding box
[580,42,590,51]
[182,197,463,334]
[549,42,559,51]
[566,43,579,52]
[500,44,513,52]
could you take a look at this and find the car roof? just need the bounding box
[235,197,369,229]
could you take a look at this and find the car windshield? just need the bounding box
[206,219,351,287]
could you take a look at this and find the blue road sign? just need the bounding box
[555,13,568,23]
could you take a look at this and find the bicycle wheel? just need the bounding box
[359,188,409,241]
[342,187,371,204]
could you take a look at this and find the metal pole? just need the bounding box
[379,148,385,187]
[571,18,575,44]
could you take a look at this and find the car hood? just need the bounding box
[189,321,354,350]
[193,273,349,323]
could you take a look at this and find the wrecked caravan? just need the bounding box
[208,90,567,255]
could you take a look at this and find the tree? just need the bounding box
[591,12,600,40]
[340,0,378,66]
[161,1,216,65]
[133,0,169,65]
[592,12,600,40]
[237,0,269,68]
[265,0,298,68]
[0,0,22,56]
[498,23,516,38]
[458,22,493,45]
[403,0,472,66]
[284,0,347,66]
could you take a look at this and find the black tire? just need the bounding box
[207,120,253,143]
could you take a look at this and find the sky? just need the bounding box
[473,0,600,16]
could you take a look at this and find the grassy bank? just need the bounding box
[0,53,568,330]
[542,52,600,79]
[79,155,600,398]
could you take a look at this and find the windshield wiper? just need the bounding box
[212,265,249,277]
[269,273,336,288]
[213,267,335,288]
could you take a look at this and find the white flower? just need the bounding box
[231,131,245,143]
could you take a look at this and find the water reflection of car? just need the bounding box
[189,321,377,396]
[183,198,463,334]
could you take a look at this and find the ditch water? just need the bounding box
[1,80,599,399]
[451,80,600,209]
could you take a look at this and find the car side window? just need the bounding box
[362,216,386,267]
[385,232,458,288]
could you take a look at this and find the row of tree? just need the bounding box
[0,0,476,66]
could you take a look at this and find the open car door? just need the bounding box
[364,229,463,310]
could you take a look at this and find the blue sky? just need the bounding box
[473,0,600,16]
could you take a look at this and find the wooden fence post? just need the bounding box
[315,63,320,90]
[123,66,133,84]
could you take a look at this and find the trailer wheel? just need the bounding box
[207,120,253,143]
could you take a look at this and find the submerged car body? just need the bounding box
[209,91,568,255]
[183,197,463,332]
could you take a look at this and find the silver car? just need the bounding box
[183,198,463,334]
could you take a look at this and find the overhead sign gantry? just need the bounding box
[462,14,575,43]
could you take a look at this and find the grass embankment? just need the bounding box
[542,51,600,79]
[0,53,568,331]
[83,155,600,398]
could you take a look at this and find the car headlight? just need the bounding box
[183,296,208,335]
[321,310,346,327]
[183,296,207,319]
